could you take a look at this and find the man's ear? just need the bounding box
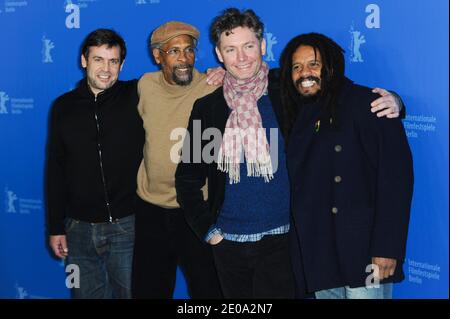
[120,59,125,72]
[261,38,267,57]
[152,48,161,64]
[81,54,87,68]
[215,46,224,63]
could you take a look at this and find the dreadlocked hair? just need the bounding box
[279,33,346,146]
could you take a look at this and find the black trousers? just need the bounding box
[132,197,222,298]
[212,233,295,299]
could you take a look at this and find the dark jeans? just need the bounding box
[65,214,135,299]
[132,197,222,299]
[212,233,295,299]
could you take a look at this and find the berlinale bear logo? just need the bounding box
[350,4,381,63]
[0,91,9,114]
[264,31,278,62]
[42,35,55,63]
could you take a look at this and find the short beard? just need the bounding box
[298,93,320,105]
[87,76,115,93]
[172,64,194,86]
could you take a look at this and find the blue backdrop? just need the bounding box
[0,0,448,299]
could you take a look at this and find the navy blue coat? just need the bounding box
[287,78,414,294]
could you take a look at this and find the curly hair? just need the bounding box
[210,8,264,46]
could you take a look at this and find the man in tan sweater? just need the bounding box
[132,21,222,298]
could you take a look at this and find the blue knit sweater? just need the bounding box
[216,94,290,235]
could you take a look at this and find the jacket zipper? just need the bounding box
[94,95,113,223]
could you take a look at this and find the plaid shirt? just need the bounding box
[205,224,289,243]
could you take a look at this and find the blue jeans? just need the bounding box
[315,283,393,299]
[65,214,135,299]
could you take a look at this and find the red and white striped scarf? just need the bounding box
[217,62,273,184]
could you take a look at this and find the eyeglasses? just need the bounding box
[158,47,196,58]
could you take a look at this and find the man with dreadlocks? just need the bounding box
[176,8,404,299]
[279,33,413,299]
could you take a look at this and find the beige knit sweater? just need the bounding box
[136,69,218,208]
